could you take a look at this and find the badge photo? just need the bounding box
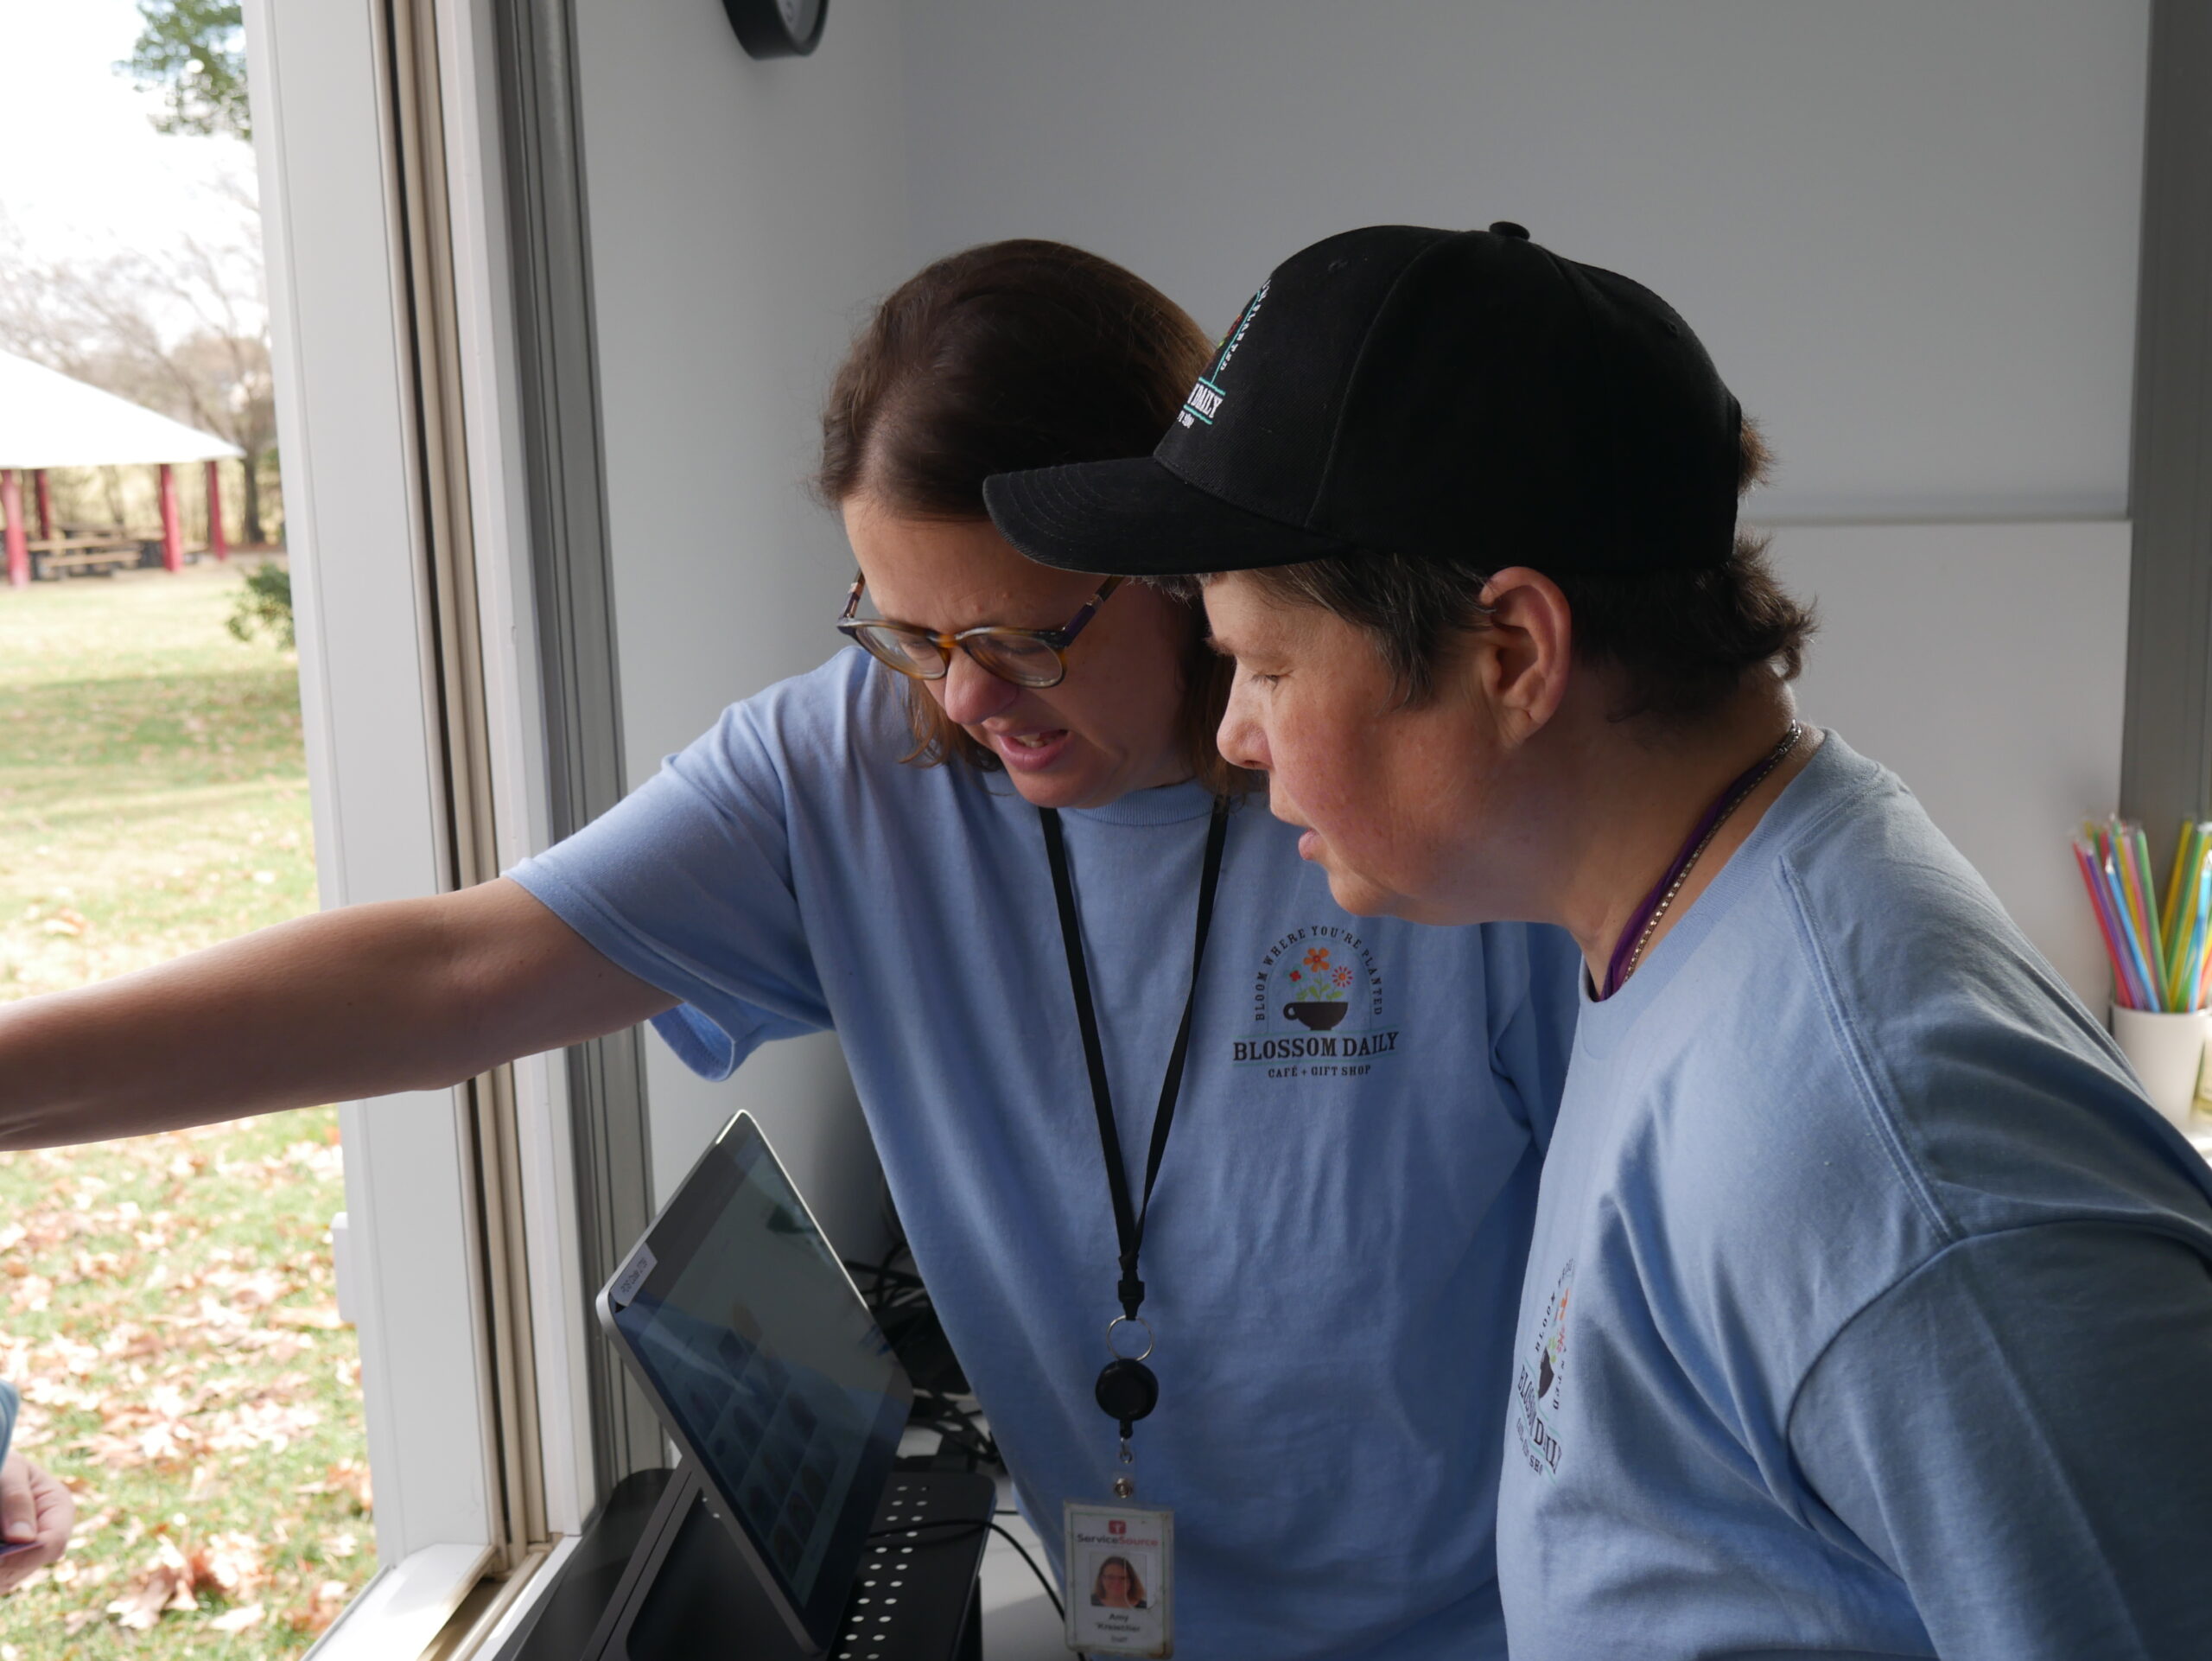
[1064,1501,1173,1658]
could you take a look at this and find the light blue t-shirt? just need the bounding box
[1498,734,2212,1660]
[513,650,1582,1661]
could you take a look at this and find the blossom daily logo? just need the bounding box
[1178,281,1268,430]
[1515,1260,1574,1477]
[1231,924,1400,1078]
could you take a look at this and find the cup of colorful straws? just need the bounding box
[2073,818,2212,1130]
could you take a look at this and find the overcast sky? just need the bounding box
[0,0,258,258]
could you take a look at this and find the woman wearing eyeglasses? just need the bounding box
[0,241,1577,1661]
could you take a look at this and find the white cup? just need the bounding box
[2110,1006,2209,1131]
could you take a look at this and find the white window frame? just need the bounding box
[428,0,596,1550]
[245,0,593,1645]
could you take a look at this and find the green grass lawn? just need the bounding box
[0,565,370,1656]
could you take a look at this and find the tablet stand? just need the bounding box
[495,1464,995,1661]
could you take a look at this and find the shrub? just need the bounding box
[227,561,294,649]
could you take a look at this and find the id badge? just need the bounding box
[1064,1500,1173,1657]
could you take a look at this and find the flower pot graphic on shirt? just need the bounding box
[1243,926,1401,1072]
[1280,945,1355,1030]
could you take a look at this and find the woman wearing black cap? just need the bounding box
[989,221,2212,1661]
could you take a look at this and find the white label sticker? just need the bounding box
[608,1244,656,1308]
[1065,1501,1173,1657]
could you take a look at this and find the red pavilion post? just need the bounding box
[158,462,183,573]
[205,460,227,561]
[3,471,27,589]
[33,469,52,540]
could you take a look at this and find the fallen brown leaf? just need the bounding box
[191,1530,267,1598]
[105,1541,194,1630]
[270,1305,344,1330]
[284,1575,351,1636]
[209,1601,265,1632]
[301,1457,375,1512]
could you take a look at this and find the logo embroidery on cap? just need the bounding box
[1179,281,1268,429]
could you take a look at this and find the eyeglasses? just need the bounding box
[836,570,1123,690]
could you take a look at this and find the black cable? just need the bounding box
[874,1237,906,1297]
[910,1390,999,1467]
[847,1234,1001,1471]
[988,1521,1064,1620]
[868,1516,984,1540]
[910,1413,996,1467]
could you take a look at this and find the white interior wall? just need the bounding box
[891,0,2145,1003]
[573,0,2149,1219]
[900,0,2148,525]
[1768,521,2131,1002]
[570,0,912,1244]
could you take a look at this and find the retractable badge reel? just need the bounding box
[1042,800,1228,1659]
[1096,1314,1158,1492]
[1067,1304,1173,1658]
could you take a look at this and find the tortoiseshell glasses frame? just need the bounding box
[835,570,1124,690]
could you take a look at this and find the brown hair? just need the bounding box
[1090,1555,1147,1607]
[818,239,1248,794]
[1236,421,1815,723]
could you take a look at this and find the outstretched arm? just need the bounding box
[0,878,677,1150]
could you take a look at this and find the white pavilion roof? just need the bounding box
[0,348,242,469]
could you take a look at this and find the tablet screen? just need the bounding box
[603,1115,912,1642]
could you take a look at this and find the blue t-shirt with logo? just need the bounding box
[512,650,1582,1661]
[1498,734,2212,1660]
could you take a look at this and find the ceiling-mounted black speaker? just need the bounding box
[722,0,827,58]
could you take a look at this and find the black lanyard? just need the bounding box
[1040,796,1231,1442]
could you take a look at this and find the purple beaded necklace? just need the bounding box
[1599,722,1803,999]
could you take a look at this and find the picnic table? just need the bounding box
[27,530,149,581]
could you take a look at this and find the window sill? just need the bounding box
[303,1543,496,1661]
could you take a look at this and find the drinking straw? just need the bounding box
[2184,829,2212,1013]
[2075,838,2143,1008]
[2182,848,2212,1014]
[2197,885,2212,1011]
[2105,824,2164,1010]
[2161,824,2208,1013]
[2159,821,2197,971]
[2166,824,2209,1007]
[2159,824,2187,999]
[2133,824,2171,1002]
[2075,832,2128,1009]
[2111,820,2168,1010]
[2079,831,2152,1009]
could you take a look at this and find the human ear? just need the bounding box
[1468,566,1573,739]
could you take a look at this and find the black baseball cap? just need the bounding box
[983,222,1744,578]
